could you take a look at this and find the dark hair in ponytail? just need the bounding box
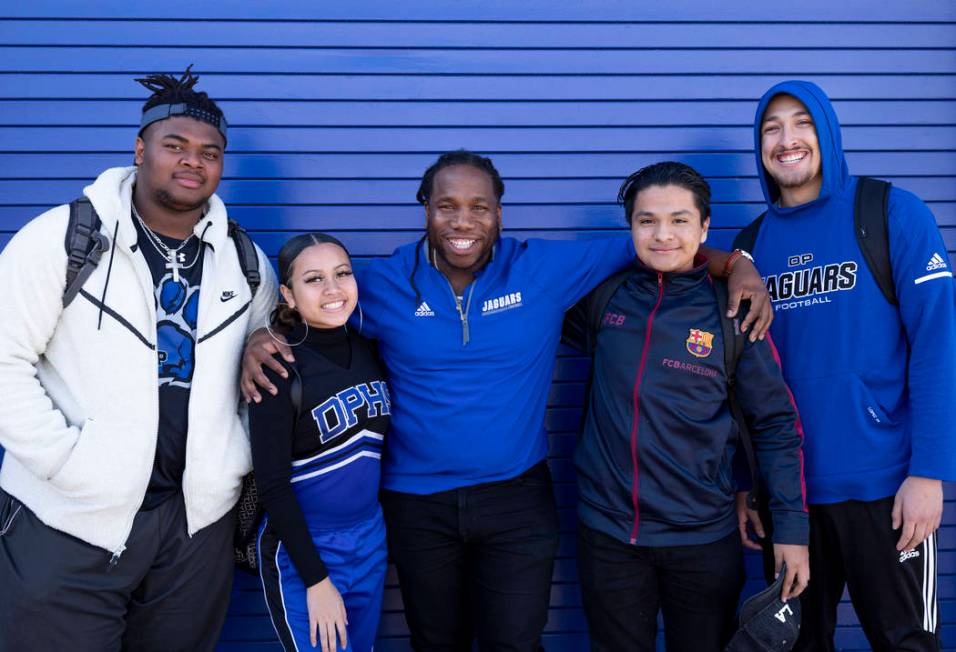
[271,233,351,331]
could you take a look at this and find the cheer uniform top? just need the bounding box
[249,324,390,586]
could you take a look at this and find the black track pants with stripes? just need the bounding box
[789,496,940,652]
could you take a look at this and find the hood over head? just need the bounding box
[753,80,850,211]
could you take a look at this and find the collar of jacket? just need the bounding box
[81,166,231,254]
[628,253,711,295]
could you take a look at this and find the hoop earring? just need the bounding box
[267,321,308,347]
[357,301,364,333]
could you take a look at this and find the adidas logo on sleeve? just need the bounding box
[414,302,435,317]
[926,253,948,271]
[914,253,952,285]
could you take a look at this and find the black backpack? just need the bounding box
[734,177,896,305]
[62,196,261,307]
[581,272,762,507]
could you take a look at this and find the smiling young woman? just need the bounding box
[249,233,390,652]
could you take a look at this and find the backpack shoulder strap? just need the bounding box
[854,176,896,305]
[714,279,760,506]
[713,280,745,384]
[732,211,767,254]
[585,269,631,355]
[228,220,261,298]
[63,197,109,308]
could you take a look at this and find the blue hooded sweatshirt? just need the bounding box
[740,80,956,504]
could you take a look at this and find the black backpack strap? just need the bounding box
[564,269,631,434]
[585,269,631,355]
[228,220,261,298]
[63,197,109,308]
[854,177,896,306]
[714,280,760,509]
[732,211,767,254]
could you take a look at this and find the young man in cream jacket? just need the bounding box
[0,68,276,652]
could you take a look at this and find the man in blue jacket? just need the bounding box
[244,150,773,651]
[735,81,956,652]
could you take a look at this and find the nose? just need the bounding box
[780,123,799,148]
[653,222,673,241]
[450,211,475,230]
[180,148,204,168]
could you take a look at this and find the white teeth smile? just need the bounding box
[448,239,477,251]
[322,300,345,310]
[777,151,807,164]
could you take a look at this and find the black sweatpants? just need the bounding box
[0,486,235,652]
[381,461,560,652]
[577,525,744,652]
[789,496,940,652]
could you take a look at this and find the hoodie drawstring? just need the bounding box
[409,234,428,308]
[97,221,120,330]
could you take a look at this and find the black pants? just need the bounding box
[0,487,235,652]
[380,461,560,652]
[577,525,744,652]
[788,497,940,652]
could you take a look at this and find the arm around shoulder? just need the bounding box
[527,235,635,311]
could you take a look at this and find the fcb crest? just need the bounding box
[686,328,714,358]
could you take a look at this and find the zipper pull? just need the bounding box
[455,296,470,346]
[106,545,126,572]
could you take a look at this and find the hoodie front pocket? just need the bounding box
[48,419,144,505]
[788,372,905,478]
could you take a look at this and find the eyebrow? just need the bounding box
[301,264,350,274]
[762,110,812,124]
[162,133,223,151]
[635,209,692,217]
[433,193,491,202]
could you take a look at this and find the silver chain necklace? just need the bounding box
[132,203,201,282]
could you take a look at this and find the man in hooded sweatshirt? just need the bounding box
[0,68,277,651]
[734,80,956,651]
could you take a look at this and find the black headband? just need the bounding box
[139,102,228,143]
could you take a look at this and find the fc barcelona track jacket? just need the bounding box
[565,259,808,547]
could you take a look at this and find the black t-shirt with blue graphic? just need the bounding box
[132,215,205,510]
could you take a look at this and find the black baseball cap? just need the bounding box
[725,565,801,652]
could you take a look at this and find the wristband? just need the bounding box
[724,249,754,276]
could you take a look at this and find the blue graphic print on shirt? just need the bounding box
[156,275,200,387]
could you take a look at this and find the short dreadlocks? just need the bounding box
[135,65,227,144]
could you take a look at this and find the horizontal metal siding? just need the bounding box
[0,3,953,651]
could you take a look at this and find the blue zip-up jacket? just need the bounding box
[356,235,634,494]
[736,80,956,503]
[565,259,808,546]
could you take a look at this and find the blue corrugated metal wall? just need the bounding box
[0,2,953,650]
